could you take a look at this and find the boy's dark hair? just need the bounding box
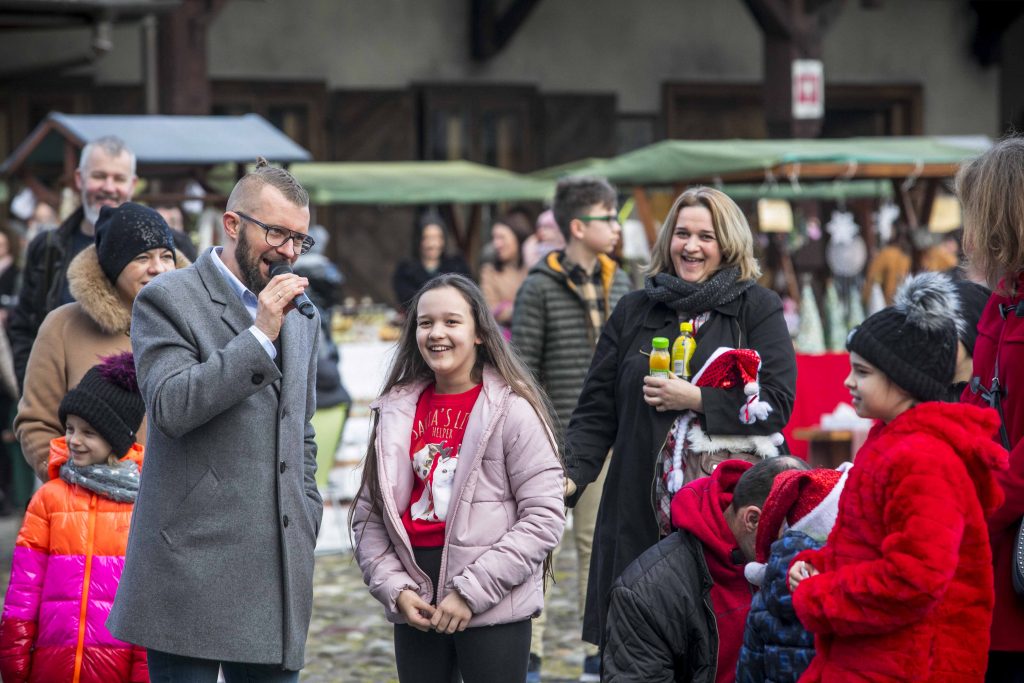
[732,456,810,510]
[552,176,617,241]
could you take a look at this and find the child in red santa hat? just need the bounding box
[736,463,850,683]
[788,272,1008,682]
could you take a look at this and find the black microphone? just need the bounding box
[268,261,317,320]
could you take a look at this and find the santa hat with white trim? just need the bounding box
[693,346,774,424]
[664,347,784,495]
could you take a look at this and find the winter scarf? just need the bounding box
[60,459,140,503]
[645,267,753,316]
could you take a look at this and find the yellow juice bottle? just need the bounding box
[671,322,697,380]
[650,337,671,378]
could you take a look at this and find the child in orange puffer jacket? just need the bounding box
[0,352,148,682]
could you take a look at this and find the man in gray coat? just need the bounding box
[108,160,322,681]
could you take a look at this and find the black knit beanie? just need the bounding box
[95,202,176,284]
[846,272,960,403]
[953,280,991,357]
[59,352,145,458]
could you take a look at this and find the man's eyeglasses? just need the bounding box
[234,211,315,255]
[579,214,620,224]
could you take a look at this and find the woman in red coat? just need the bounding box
[789,274,1007,682]
[957,136,1024,681]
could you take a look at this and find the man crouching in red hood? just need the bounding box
[602,456,808,683]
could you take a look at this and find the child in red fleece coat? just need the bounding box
[789,273,1007,682]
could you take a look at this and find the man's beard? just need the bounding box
[236,228,269,294]
[81,191,123,226]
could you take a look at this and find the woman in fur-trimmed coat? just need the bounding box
[15,204,189,480]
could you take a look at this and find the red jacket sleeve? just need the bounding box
[0,492,52,682]
[792,452,967,637]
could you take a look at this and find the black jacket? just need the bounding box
[7,208,84,388]
[604,531,717,683]
[391,255,471,311]
[565,285,796,645]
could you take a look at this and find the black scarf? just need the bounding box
[644,267,753,317]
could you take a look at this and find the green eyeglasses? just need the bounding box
[234,211,315,255]
[579,214,620,224]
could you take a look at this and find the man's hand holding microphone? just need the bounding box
[255,262,315,341]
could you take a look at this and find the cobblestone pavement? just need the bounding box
[0,510,590,683]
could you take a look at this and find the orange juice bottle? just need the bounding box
[650,337,671,378]
[671,322,697,380]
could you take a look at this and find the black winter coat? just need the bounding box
[391,255,471,311]
[603,531,717,683]
[7,208,84,388]
[565,285,796,645]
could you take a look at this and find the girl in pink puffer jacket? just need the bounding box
[351,274,565,683]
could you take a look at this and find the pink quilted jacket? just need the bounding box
[352,365,565,627]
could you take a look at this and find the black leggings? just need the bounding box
[393,547,532,683]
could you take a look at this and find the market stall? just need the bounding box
[535,136,991,460]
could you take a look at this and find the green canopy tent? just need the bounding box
[288,160,555,267]
[290,160,554,205]
[534,136,988,234]
[533,136,989,185]
[534,136,989,301]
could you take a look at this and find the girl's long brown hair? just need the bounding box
[351,274,563,572]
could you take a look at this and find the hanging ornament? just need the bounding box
[875,202,900,244]
[805,216,822,241]
[825,210,867,278]
[795,280,826,354]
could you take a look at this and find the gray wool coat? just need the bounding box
[107,248,322,671]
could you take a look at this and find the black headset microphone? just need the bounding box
[268,261,317,320]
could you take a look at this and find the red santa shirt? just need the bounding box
[401,383,483,547]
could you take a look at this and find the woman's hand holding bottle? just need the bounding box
[643,372,703,413]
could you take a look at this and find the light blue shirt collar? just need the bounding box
[210,247,278,360]
[211,246,258,320]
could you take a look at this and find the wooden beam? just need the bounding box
[470,0,542,61]
[742,0,848,139]
[157,0,228,113]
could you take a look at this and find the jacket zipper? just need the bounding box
[373,405,434,604]
[72,493,98,683]
[435,387,510,605]
[703,594,719,682]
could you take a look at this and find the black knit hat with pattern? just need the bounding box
[59,352,145,458]
[847,272,960,403]
[95,202,176,283]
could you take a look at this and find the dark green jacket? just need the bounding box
[511,251,631,437]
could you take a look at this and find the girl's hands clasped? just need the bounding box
[430,590,473,634]
[643,372,703,413]
[396,589,435,632]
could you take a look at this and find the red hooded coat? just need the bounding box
[792,403,1006,682]
[960,273,1024,652]
[671,460,754,683]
